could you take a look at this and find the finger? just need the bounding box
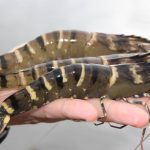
[10,99,98,124]
[101,99,149,128]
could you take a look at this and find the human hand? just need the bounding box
[0,89,149,128]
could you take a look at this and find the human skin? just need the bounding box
[0,89,149,128]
